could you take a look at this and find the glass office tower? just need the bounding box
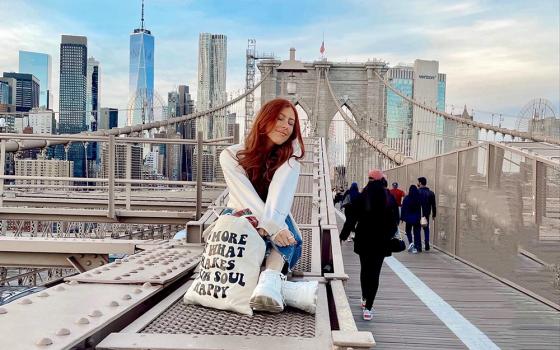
[19,51,52,109]
[128,27,154,126]
[58,35,87,178]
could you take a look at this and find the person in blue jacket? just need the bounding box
[401,185,422,253]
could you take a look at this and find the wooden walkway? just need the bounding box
[338,220,560,349]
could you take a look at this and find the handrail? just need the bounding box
[375,70,560,146]
[2,72,269,153]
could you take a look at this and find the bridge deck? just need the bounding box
[339,222,560,349]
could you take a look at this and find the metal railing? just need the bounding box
[383,141,560,310]
[0,130,237,224]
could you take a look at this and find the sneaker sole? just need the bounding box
[250,295,284,313]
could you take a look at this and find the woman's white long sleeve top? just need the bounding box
[219,143,301,237]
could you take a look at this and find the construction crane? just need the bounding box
[245,39,274,133]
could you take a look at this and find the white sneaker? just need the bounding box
[282,280,318,314]
[407,243,414,253]
[363,308,373,321]
[360,297,366,309]
[250,269,284,313]
[412,247,418,254]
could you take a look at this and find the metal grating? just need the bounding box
[293,228,312,273]
[141,300,315,337]
[296,175,313,194]
[291,196,312,225]
[301,162,314,173]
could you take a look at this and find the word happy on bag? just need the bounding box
[192,229,250,299]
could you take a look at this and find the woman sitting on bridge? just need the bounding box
[219,98,318,313]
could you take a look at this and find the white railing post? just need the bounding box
[196,131,203,220]
[107,135,115,219]
[126,144,131,210]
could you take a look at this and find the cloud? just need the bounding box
[1,0,558,121]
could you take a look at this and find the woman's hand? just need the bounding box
[273,229,296,247]
[257,228,268,237]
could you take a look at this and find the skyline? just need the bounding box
[0,0,558,129]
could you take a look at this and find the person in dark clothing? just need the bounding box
[340,182,360,241]
[417,177,437,252]
[339,169,399,321]
[401,185,422,253]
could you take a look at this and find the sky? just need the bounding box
[0,0,558,129]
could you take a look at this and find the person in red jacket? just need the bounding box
[389,182,405,208]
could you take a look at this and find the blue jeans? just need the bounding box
[421,221,430,250]
[405,222,421,249]
[222,208,302,271]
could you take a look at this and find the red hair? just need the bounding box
[237,98,305,200]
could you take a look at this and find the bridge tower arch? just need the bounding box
[258,50,388,177]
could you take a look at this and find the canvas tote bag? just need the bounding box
[184,214,266,315]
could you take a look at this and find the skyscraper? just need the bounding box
[384,59,446,160]
[58,35,87,178]
[18,51,52,109]
[99,108,118,130]
[197,33,227,138]
[2,72,40,112]
[128,0,154,127]
[177,85,196,180]
[86,57,100,168]
[86,57,100,132]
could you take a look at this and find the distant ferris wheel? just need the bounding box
[516,98,557,132]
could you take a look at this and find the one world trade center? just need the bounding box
[128,0,154,127]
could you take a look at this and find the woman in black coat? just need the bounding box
[339,173,399,320]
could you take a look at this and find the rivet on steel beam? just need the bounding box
[114,276,122,280]
[19,298,32,305]
[109,301,119,307]
[55,286,65,291]
[130,270,138,273]
[102,267,110,271]
[122,294,132,300]
[75,317,89,325]
[85,260,92,266]
[69,280,79,285]
[122,273,130,277]
[151,275,160,279]
[160,272,167,276]
[166,269,172,273]
[142,282,152,288]
[56,328,70,336]
[88,310,103,317]
[35,337,53,346]
[0,307,7,314]
[133,288,142,294]
[38,292,49,297]
[94,270,102,274]
[137,267,145,270]
[171,266,178,270]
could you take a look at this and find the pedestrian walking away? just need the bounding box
[401,185,422,253]
[417,177,437,252]
[339,169,399,321]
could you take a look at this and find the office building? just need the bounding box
[57,35,88,178]
[197,33,227,139]
[18,51,52,109]
[128,3,154,126]
[2,72,40,112]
